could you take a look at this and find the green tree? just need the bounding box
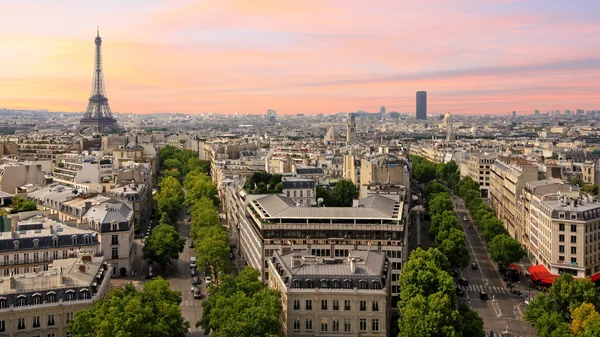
[194,226,231,285]
[462,189,480,204]
[199,267,281,337]
[571,303,600,336]
[398,292,462,337]
[457,177,480,197]
[581,184,599,195]
[437,227,470,269]
[69,277,189,337]
[143,222,185,269]
[481,217,506,242]
[330,179,359,207]
[459,304,485,337]
[10,197,37,213]
[399,248,454,302]
[438,160,459,183]
[425,181,449,197]
[430,210,460,242]
[190,197,220,230]
[163,158,183,172]
[154,176,184,222]
[428,192,454,215]
[316,185,332,206]
[488,234,525,266]
[185,170,219,207]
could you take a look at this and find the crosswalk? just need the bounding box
[459,284,509,294]
[181,299,202,307]
[490,333,522,337]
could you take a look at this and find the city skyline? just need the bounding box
[1,0,599,115]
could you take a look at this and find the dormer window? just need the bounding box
[344,279,352,289]
[293,279,300,288]
[332,279,340,288]
[71,235,77,246]
[112,223,118,231]
[320,279,328,288]
[83,235,90,245]
[65,290,75,301]
[306,279,314,288]
[52,237,59,247]
[33,239,39,248]
[46,292,56,303]
[80,289,90,300]
[13,240,19,249]
[359,280,368,289]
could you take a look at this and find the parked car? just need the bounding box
[192,277,200,285]
[189,257,197,269]
[188,240,194,249]
[193,288,203,299]
[187,216,191,222]
[456,287,465,297]
[480,291,488,300]
[463,216,469,221]
[205,276,212,286]
[190,268,198,277]
[471,263,478,270]
[458,277,469,286]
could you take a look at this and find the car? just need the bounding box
[458,277,469,286]
[193,288,203,299]
[463,216,469,221]
[190,268,198,277]
[456,287,465,297]
[205,276,212,286]
[189,257,197,269]
[471,263,478,270]
[189,240,194,248]
[480,291,488,300]
[187,216,191,222]
[192,277,200,285]
[191,285,196,293]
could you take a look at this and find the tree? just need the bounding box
[457,177,480,197]
[438,160,459,183]
[437,227,470,269]
[154,176,184,222]
[581,184,599,195]
[190,197,220,229]
[462,189,480,204]
[185,170,219,207]
[199,267,281,337]
[330,179,359,207]
[459,304,486,337]
[425,181,449,197]
[428,192,454,215]
[488,234,525,266]
[481,217,506,242]
[9,197,37,213]
[143,222,185,269]
[69,277,189,337]
[316,185,332,206]
[398,292,462,337]
[430,210,459,242]
[194,226,231,285]
[399,248,454,302]
[571,303,600,336]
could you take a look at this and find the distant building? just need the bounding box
[416,91,427,120]
[268,250,391,337]
[512,111,517,118]
[346,113,356,143]
[280,177,316,206]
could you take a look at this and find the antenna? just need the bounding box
[97,25,99,37]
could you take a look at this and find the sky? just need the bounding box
[1,0,599,115]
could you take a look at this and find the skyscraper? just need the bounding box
[511,111,516,118]
[416,91,427,120]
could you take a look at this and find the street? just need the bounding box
[453,197,537,337]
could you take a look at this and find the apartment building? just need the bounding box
[268,250,390,337]
[529,194,600,279]
[459,152,497,198]
[517,179,579,257]
[0,161,49,194]
[490,156,539,239]
[53,156,114,191]
[0,214,100,276]
[238,193,406,296]
[0,255,111,337]
[28,184,110,224]
[358,154,411,199]
[280,178,316,206]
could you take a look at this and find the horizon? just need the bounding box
[1,0,599,115]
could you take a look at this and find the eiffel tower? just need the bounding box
[80,27,118,132]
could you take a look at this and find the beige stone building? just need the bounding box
[490,156,539,239]
[268,250,390,337]
[529,194,600,279]
[0,256,111,337]
[459,151,497,198]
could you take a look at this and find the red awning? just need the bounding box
[528,264,552,282]
[589,272,600,283]
[540,274,559,285]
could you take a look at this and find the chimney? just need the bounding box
[84,201,92,212]
[79,265,87,272]
[58,267,64,284]
[571,199,576,207]
[9,272,16,289]
[350,258,356,274]
[292,255,303,268]
[352,199,359,207]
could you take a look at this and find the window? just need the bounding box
[34,252,39,262]
[33,316,40,328]
[344,300,351,310]
[66,312,74,323]
[0,320,4,333]
[53,237,59,247]
[47,293,56,303]
[360,318,367,331]
[320,279,328,288]
[81,289,90,300]
[359,280,368,289]
[332,319,340,332]
[18,318,25,330]
[571,236,577,244]
[48,314,55,326]
[559,235,565,242]
[293,300,300,310]
[321,319,328,332]
[344,279,352,289]
[63,250,68,259]
[360,300,367,311]
[333,300,339,310]
[372,301,379,311]
[293,279,300,288]
[66,333,72,337]
[305,300,312,310]
[33,294,42,305]
[571,257,577,264]
[112,247,119,259]
[571,224,577,232]
[48,334,56,337]
[559,256,565,261]
[293,319,300,330]
[33,239,39,248]
[286,191,290,197]
[66,291,75,301]
[16,296,26,307]
[344,319,351,332]
[559,223,565,231]
[321,300,328,310]
[372,319,380,331]
[13,240,19,249]
[84,235,90,244]
[0,299,6,309]
[571,247,577,254]
[112,235,119,245]
[306,318,312,330]
[112,223,118,231]
[559,245,565,253]
[71,235,77,245]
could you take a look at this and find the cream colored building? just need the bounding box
[268,250,390,337]
[529,194,600,279]
[489,156,539,239]
[358,154,411,199]
[0,256,111,337]
[459,152,497,198]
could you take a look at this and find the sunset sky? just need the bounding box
[1,0,599,115]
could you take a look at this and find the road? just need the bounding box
[453,197,537,337]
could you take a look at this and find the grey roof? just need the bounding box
[282,178,315,189]
[28,184,78,204]
[253,194,401,220]
[295,168,324,175]
[83,202,133,232]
